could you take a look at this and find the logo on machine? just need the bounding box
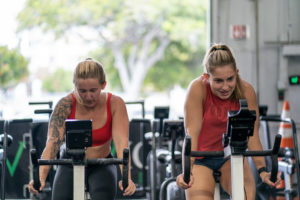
[6,141,24,177]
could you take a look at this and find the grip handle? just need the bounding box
[270,134,281,182]
[31,149,41,191]
[183,135,191,184]
[122,148,129,190]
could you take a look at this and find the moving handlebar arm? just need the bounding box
[30,148,129,191]
[183,133,281,185]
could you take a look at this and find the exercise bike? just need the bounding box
[0,120,13,200]
[182,99,281,200]
[259,113,299,200]
[159,119,185,200]
[31,119,129,200]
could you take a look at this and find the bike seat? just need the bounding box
[213,171,221,183]
[157,150,182,163]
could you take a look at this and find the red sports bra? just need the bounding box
[68,93,113,146]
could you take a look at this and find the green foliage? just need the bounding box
[144,41,205,92]
[17,0,126,37]
[18,0,207,93]
[0,46,29,89]
[91,41,205,92]
[42,68,73,93]
[89,48,122,90]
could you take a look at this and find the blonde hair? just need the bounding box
[73,58,106,105]
[203,44,244,100]
[73,58,106,85]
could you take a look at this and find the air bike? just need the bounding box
[182,99,282,200]
[30,119,129,200]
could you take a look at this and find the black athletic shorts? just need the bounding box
[194,157,229,171]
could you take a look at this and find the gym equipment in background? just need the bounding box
[123,118,152,198]
[125,100,145,119]
[159,119,185,200]
[146,107,170,200]
[154,106,169,138]
[28,101,53,118]
[29,101,54,200]
[3,119,33,199]
[259,114,299,200]
[121,100,150,199]
[0,120,13,200]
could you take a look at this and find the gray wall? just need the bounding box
[210,0,300,127]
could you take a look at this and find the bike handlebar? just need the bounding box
[29,101,53,108]
[34,109,53,115]
[31,148,129,191]
[183,134,281,184]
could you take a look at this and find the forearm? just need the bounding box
[251,156,266,170]
[186,130,199,171]
[248,136,266,169]
[39,139,62,181]
[115,141,131,179]
[39,165,51,183]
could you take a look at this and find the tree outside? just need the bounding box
[42,68,73,93]
[0,45,29,91]
[17,0,206,99]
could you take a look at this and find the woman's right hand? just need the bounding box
[176,173,194,190]
[28,179,45,195]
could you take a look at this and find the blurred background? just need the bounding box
[1,0,300,199]
[1,0,299,124]
[0,0,207,120]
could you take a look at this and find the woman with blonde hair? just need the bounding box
[176,44,280,200]
[28,58,136,199]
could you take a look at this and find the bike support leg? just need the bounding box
[231,155,244,200]
[74,165,85,200]
[214,183,220,200]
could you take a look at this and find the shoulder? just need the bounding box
[188,76,206,92]
[108,93,127,113]
[59,93,73,106]
[109,93,125,105]
[186,76,207,104]
[53,93,73,114]
[50,94,73,126]
[240,79,258,108]
[240,79,256,98]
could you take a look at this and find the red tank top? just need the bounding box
[197,76,240,152]
[68,93,112,146]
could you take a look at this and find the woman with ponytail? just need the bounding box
[176,44,280,200]
[28,58,136,199]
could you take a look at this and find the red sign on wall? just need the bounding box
[231,25,248,40]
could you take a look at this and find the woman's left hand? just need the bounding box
[119,179,136,196]
[260,171,281,188]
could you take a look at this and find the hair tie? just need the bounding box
[214,47,227,51]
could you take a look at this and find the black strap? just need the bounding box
[257,167,267,175]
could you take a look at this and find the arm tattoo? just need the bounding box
[50,97,73,127]
[50,126,63,158]
[48,96,72,156]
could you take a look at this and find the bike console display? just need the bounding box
[65,119,92,150]
[223,99,256,152]
[162,119,184,139]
